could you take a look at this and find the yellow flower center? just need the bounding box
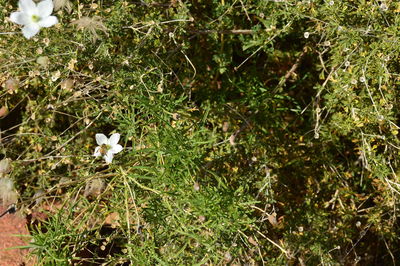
[99,144,111,155]
[31,15,41,23]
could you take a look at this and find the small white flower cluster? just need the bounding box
[9,0,58,39]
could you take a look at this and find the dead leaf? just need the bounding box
[0,106,9,118]
[248,236,258,246]
[104,212,120,228]
[267,212,278,226]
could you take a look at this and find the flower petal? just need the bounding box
[108,133,120,146]
[110,144,123,154]
[38,16,58,27]
[93,146,101,157]
[37,0,54,17]
[95,134,108,145]
[22,24,40,39]
[104,153,114,164]
[19,0,38,14]
[10,12,29,25]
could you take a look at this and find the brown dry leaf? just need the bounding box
[267,212,278,226]
[222,121,229,132]
[0,106,8,118]
[104,212,120,228]
[193,182,200,191]
[229,134,236,146]
[172,113,180,120]
[248,236,258,246]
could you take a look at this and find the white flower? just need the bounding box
[380,3,388,12]
[93,133,123,164]
[303,32,310,39]
[9,0,58,39]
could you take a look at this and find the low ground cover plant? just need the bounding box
[0,0,399,264]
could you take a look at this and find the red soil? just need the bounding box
[0,205,32,266]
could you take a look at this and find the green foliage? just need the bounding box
[1,0,400,264]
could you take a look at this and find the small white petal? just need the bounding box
[93,146,101,157]
[37,0,54,17]
[108,133,120,146]
[22,24,40,39]
[104,153,114,164]
[95,134,108,145]
[19,0,38,14]
[38,16,58,27]
[110,144,123,154]
[10,12,28,25]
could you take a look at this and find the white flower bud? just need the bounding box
[380,3,388,11]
